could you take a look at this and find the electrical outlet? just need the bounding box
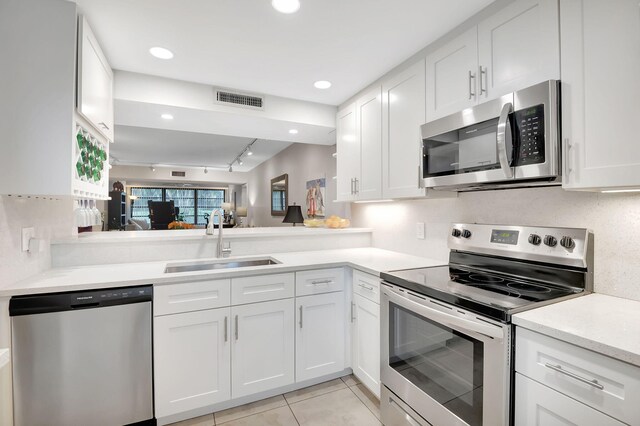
[22,227,35,252]
[416,222,425,240]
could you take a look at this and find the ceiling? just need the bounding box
[75,0,494,105]
[111,126,292,172]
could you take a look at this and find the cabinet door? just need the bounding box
[382,60,427,199]
[154,308,231,418]
[356,87,382,200]
[296,292,345,382]
[426,27,478,121]
[515,373,625,426]
[477,0,559,101]
[561,0,640,190]
[231,299,295,398]
[352,293,380,398]
[336,103,359,201]
[77,17,114,141]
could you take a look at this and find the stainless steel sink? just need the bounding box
[164,257,280,273]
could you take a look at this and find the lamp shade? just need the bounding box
[221,202,232,212]
[282,204,304,226]
[236,206,248,217]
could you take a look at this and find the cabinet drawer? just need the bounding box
[515,373,624,426]
[295,268,345,296]
[516,327,640,425]
[232,273,294,305]
[154,279,231,316]
[352,270,380,303]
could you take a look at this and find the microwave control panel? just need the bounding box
[513,104,545,166]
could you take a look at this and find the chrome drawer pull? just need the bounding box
[224,316,228,342]
[544,363,604,390]
[358,282,374,291]
[311,279,332,285]
[235,315,239,340]
[299,305,303,328]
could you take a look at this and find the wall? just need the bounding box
[350,187,640,302]
[247,143,349,227]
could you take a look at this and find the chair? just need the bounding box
[148,201,177,230]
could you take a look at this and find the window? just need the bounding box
[129,187,226,225]
[130,187,163,220]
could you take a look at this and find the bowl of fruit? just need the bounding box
[325,215,350,229]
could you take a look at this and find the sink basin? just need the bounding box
[164,257,280,273]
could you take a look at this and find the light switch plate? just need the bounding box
[416,222,425,240]
[21,227,35,252]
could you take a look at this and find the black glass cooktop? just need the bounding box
[381,265,581,323]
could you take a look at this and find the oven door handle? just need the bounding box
[384,288,504,340]
[496,102,514,179]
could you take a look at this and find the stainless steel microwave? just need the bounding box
[421,80,560,191]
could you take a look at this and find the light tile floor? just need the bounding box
[170,375,382,426]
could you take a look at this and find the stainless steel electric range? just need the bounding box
[379,223,593,426]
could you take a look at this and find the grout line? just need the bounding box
[347,384,381,422]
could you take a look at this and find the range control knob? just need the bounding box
[461,229,472,239]
[543,235,558,247]
[451,228,462,238]
[560,236,575,249]
[528,234,542,245]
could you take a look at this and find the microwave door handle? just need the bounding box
[497,102,514,179]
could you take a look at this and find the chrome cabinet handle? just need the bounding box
[468,70,476,99]
[351,302,355,322]
[234,315,239,340]
[350,178,355,195]
[224,316,228,342]
[311,279,332,285]
[299,306,303,328]
[544,363,604,390]
[496,102,514,179]
[479,66,487,95]
[98,121,110,130]
[358,282,374,291]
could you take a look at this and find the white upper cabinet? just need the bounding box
[295,292,346,382]
[77,16,114,142]
[561,0,640,191]
[426,0,559,122]
[477,0,559,102]
[356,87,383,200]
[336,103,359,202]
[382,60,427,199]
[426,28,479,122]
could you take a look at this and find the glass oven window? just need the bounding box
[389,303,484,426]
[423,117,501,178]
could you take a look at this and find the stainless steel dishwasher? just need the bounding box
[10,286,154,426]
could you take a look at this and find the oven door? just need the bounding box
[381,283,510,426]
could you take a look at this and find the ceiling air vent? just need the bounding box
[171,171,186,177]
[216,90,264,109]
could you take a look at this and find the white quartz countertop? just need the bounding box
[0,349,8,370]
[51,227,373,244]
[513,294,640,367]
[0,247,444,297]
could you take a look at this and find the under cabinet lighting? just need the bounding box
[272,0,300,14]
[354,199,394,204]
[149,47,174,59]
[161,113,174,120]
[601,189,640,193]
[289,129,299,134]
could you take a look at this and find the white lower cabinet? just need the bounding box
[154,307,231,418]
[231,298,295,398]
[515,373,624,426]
[295,292,346,382]
[351,292,380,398]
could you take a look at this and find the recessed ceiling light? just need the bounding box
[149,47,174,59]
[289,129,298,134]
[238,159,244,165]
[314,80,332,89]
[247,150,253,156]
[272,0,300,14]
[161,113,174,120]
